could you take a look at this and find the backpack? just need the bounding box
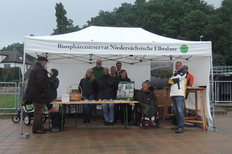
[50,113,65,133]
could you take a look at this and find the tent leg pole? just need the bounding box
[210,57,217,131]
[20,46,30,139]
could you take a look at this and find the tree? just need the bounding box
[52,2,80,35]
[203,0,232,65]
[50,0,232,65]
[178,10,208,40]
[135,0,145,6]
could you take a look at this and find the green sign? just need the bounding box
[180,45,188,53]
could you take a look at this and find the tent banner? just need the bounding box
[25,38,211,56]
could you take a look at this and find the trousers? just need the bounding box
[33,102,45,132]
[171,96,185,129]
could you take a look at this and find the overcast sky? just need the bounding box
[0,0,222,49]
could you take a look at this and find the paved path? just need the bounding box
[0,113,232,154]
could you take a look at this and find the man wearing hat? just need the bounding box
[25,56,53,134]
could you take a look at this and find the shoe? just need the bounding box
[42,128,50,132]
[145,121,149,126]
[87,120,90,124]
[105,122,109,125]
[128,122,133,125]
[172,121,178,125]
[113,120,117,123]
[33,130,45,134]
[151,121,156,126]
[109,122,114,126]
[171,127,179,130]
[175,128,184,133]
[82,120,88,124]
[92,116,96,121]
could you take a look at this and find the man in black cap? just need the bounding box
[25,56,53,134]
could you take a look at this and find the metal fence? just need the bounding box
[0,82,19,110]
[213,66,232,75]
[212,81,232,105]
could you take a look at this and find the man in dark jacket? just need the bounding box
[110,66,119,122]
[98,67,115,126]
[25,57,53,134]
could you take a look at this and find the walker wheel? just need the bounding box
[42,113,47,123]
[24,114,31,125]
[12,115,20,123]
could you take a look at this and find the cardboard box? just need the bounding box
[153,88,171,106]
[153,88,172,117]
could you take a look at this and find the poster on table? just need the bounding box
[116,81,135,99]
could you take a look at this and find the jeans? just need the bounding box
[82,94,94,121]
[171,96,185,129]
[102,103,114,123]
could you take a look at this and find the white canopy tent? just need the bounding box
[23,26,214,129]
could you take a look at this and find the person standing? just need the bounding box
[46,69,59,110]
[79,69,98,124]
[183,65,194,99]
[110,66,117,79]
[92,59,104,121]
[98,67,115,126]
[110,66,119,122]
[168,61,186,133]
[25,57,53,134]
[116,70,132,125]
[183,65,194,87]
[116,62,122,77]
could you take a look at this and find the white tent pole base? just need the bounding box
[207,127,217,132]
[20,132,30,139]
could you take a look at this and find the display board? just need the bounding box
[116,81,135,99]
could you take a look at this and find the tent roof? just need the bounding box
[27,26,192,43]
[24,26,212,64]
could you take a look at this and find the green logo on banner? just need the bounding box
[180,45,188,53]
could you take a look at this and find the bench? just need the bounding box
[48,105,59,128]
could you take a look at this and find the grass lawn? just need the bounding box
[0,94,19,107]
[0,94,48,113]
[0,94,21,113]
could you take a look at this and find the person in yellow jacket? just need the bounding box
[168,61,187,133]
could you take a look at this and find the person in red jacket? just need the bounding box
[183,65,194,87]
[183,65,194,100]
